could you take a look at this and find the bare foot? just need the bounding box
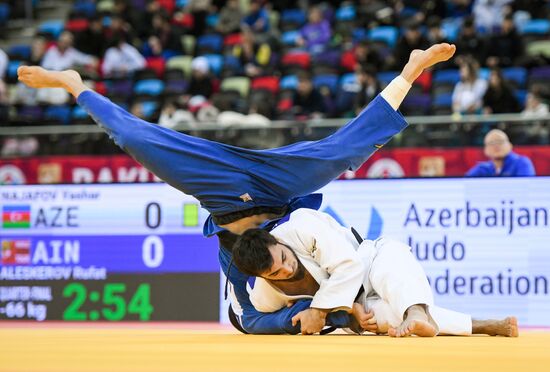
[472,317,519,337]
[388,305,437,337]
[17,66,86,97]
[401,43,456,83]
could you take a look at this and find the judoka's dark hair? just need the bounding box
[232,229,277,277]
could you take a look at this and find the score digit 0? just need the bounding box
[145,202,161,229]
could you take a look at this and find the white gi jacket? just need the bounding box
[250,208,367,313]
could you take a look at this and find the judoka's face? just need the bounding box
[263,243,305,282]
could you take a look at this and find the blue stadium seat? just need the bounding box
[0,3,10,25]
[176,0,188,7]
[335,5,356,22]
[282,30,301,46]
[140,101,159,118]
[339,73,357,88]
[134,79,165,96]
[197,34,223,54]
[514,90,527,105]
[206,13,219,28]
[9,45,31,60]
[7,61,23,82]
[72,105,89,120]
[518,19,550,35]
[164,79,188,95]
[478,68,490,80]
[352,28,368,43]
[44,105,72,125]
[222,55,243,75]
[313,74,339,95]
[433,93,453,107]
[72,1,97,17]
[433,69,460,84]
[369,26,399,48]
[38,20,65,39]
[280,75,298,90]
[18,105,44,123]
[376,71,399,86]
[502,67,527,88]
[204,54,224,76]
[403,94,432,115]
[281,9,306,28]
[441,19,460,42]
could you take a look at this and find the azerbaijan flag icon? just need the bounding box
[2,205,31,228]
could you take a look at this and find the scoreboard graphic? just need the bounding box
[0,184,220,321]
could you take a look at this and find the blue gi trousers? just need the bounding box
[77,91,408,221]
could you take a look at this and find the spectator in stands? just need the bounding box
[455,16,486,64]
[452,58,487,114]
[135,0,161,39]
[236,28,272,78]
[159,100,196,130]
[40,31,97,105]
[482,68,520,114]
[186,0,211,37]
[151,12,183,53]
[341,41,383,72]
[393,22,430,69]
[426,16,447,45]
[188,56,214,99]
[291,71,326,119]
[105,15,136,46]
[29,37,47,65]
[522,90,549,117]
[75,16,105,57]
[242,0,270,34]
[472,0,512,33]
[485,15,523,68]
[296,6,331,54]
[0,47,7,80]
[102,36,146,78]
[353,66,381,115]
[216,0,242,35]
[466,129,535,176]
[41,31,98,72]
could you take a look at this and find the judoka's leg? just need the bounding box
[250,44,457,199]
[472,317,519,337]
[16,67,258,216]
[367,237,438,337]
[363,297,518,336]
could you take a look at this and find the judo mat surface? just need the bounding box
[1,322,549,372]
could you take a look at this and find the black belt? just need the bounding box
[351,227,366,301]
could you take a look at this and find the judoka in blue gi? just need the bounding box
[18,43,456,334]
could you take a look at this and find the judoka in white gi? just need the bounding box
[232,209,519,337]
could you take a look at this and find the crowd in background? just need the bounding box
[1,0,550,157]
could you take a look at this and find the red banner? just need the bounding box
[0,155,160,185]
[0,146,549,185]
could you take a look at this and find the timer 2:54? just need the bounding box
[62,283,154,321]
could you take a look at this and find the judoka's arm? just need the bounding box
[218,245,351,334]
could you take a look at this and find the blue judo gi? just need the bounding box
[77,90,408,333]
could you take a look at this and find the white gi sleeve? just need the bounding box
[287,209,365,311]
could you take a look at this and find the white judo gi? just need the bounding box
[250,208,472,335]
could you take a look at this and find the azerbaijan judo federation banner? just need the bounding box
[317,177,550,327]
[1,179,550,326]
